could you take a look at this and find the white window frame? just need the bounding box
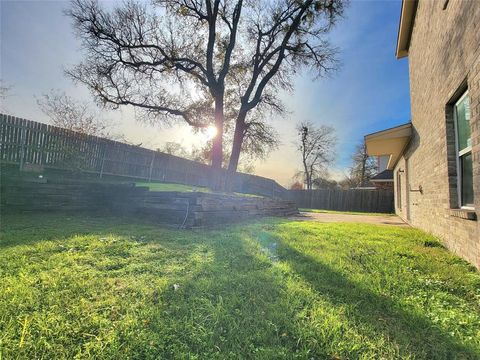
[453,91,474,209]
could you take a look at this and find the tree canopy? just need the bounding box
[67,0,346,174]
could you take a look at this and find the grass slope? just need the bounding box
[1,214,479,359]
[135,181,211,192]
[135,181,259,197]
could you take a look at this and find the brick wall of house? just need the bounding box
[401,0,480,268]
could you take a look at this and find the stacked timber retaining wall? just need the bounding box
[1,179,297,227]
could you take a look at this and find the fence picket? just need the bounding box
[287,189,394,213]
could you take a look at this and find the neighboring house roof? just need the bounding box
[364,122,412,170]
[371,170,394,182]
[396,0,418,58]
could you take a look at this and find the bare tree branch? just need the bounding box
[296,121,336,190]
[347,142,377,187]
[66,0,346,178]
[36,90,123,140]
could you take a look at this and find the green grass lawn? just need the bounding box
[135,181,212,192]
[1,214,479,359]
[136,181,259,197]
[299,208,395,216]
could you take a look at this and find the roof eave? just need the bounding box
[364,122,412,141]
[364,123,412,171]
[396,0,418,59]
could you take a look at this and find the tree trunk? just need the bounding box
[225,113,246,192]
[210,95,224,190]
[302,158,310,190]
[361,158,366,187]
[211,96,224,169]
[227,114,246,173]
[309,165,315,190]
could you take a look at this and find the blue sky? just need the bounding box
[0,0,410,186]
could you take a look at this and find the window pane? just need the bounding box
[455,95,471,151]
[461,152,474,206]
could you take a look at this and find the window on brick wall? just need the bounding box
[454,91,474,208]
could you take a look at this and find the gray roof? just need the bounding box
[371,169,393,182]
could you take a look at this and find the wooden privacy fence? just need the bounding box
[286,189,395,213]
[0,114,286,198]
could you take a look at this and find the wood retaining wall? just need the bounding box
[1,179,297,227]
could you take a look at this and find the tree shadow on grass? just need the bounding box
[142,230,295,358]
[279,242,479,359]
[5,214,478,359]
[136,224,367,359]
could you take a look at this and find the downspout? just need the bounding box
[405,157,411,222]
[403,134,413,223]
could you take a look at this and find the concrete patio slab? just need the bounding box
[289,212,408,227]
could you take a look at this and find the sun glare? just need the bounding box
[206,125,218,140]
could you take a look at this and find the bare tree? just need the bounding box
[290,180,304,190]
[65,0,345,178]
[296,121,336,190]
[0,80,12,112]
[161,141,222,165]
[161,142,190,158]
[0,81,10,98]
[312,176,338,189]
[348,142,377,187]
[337,173,357,189]
[36,90,124,172]
[37,90,117,138]
[165,138,262,174]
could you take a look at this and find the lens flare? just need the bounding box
[206,125,218,140]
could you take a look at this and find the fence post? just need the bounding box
[19,125,26,171]
[148,152,155,182]
[99,141,107,179]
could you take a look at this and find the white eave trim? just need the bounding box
[364,123,412,170]
[364,123,412,141]
[396,0,418,59]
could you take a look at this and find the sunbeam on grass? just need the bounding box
[1,214,479,359]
